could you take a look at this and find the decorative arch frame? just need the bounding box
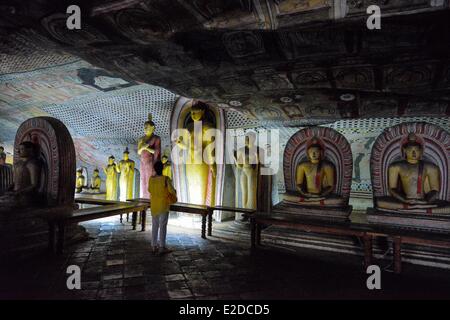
[283,126,353,202]
[14,117,76,206]
[370,122,450,202]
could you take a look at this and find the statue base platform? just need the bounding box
[367,208,450,233]
[273,201,352,221]
[0,206,89,260]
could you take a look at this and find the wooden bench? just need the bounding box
[44,202,149,254]
[248,212,373,269]
[75,197,150,230]
[366,228,450,274]
[249,212,450,273]
[126,198,151,231]
[169,203,210,239]
[208,205,256,233]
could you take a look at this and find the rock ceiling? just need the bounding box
[1,0,450,170]
[1,0,450,125]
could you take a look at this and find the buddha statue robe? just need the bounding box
[118,158,135,201]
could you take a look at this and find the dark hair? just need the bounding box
[192,100,208,112]
[19,141,38,155]
[154,161,163,176]
[308,143,322,150]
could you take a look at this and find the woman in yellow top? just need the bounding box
[148,161,177,255]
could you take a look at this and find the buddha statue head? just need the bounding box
[306,137,324,164]
[162,154,168,164]
[245,131,257,149]
[123,147,130,161]
[93,168,99,177]
[76,168,83,178]
[402,133,423,164]
[0,146,6,165]
[144,114,156,137]
[108,155,115,165]
[18,141,36,159]
[190,100,207,122]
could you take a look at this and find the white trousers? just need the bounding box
[151,212,169,248]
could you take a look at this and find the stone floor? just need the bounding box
[1,216,450,300]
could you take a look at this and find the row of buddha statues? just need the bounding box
[1,101,449,232]
[283,131,449,213]
[89,100,450,231]
[75,168,101,193]
[78,147,173,202]
[276,122,450,232]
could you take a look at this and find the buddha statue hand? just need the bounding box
[303,196,326,202]
[404,199,428,205]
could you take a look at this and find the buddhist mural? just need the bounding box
[368,122,450,231]
[275,126,353,220]
[170,97,226,210]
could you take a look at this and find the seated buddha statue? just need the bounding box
[75,169,85,193]
[0,141,45,209]
[377,133,450,214]
[0,146,6,165]
[90,168,101,192]
[284,137,345,207]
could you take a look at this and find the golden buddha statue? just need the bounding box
[118,148,135,201]
[0,146,6,166]
[137,114,161,199]
[377,133,450,214]
[103,155,119,201]
[0,142,45,207]
[75,169,85,193]
[234,133,260,210]
[90,168,101,192]
[176,100,216,205]
[162,154,172,180]
[288,137,345,207]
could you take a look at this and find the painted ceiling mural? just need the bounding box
[0,29,179,175]
[1,0,449,128]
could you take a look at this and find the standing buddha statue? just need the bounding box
[137,114,161,199]
[175,100,216,206]
[103,155,119,201]
[234,133,260,210]
[118,147,135,201]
